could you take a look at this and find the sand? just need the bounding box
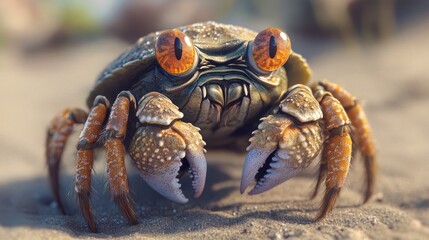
[1,18,429,240]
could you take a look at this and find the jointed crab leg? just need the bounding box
[313,86,352,220]
[310,156,327,200]
[76,92,138,232]
[75,96,110,232]
[320,81,377,203]
[46,108,87,214]
[101,91,138,227]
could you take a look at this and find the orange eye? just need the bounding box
[155,29,196,75]
[251,28,291,72]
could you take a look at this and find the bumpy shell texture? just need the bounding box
[87,21,311,107]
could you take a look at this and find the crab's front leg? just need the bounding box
[130,92,207,203]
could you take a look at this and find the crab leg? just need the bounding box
[46,108,87,214]
[313,86,352,220]
[101,91,138,227]
[75,96,110,232]
[310,156,327,200]
[320,81,377,203]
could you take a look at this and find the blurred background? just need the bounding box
[1,0,429,52]
[1,0,429,238]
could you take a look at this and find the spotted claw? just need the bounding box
[240,85,324,195]
[130,92,207,203]
[240,114,323,194]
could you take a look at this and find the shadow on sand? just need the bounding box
[0,157,324,237]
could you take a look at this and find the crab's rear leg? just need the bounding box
[46,108,87,214]
[313,86,352,220]
[100,92,139,227]
[75,96,110,232]
[77,92,140,232]
[320,81,377,203]
[310,156,327,200]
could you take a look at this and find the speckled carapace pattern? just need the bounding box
[279,85,323,122]
[136,92,184,126]
[131,126,187,174]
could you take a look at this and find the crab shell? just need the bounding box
[85,21,312,202]
[86,21,312,110]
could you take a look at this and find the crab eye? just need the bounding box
[251,28,291,72]
[155,29,196,76]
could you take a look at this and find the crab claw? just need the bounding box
[130,121,207,203]
[240,114,323,195]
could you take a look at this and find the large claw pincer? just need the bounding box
[240,85,323,195]
[130,92,207,203]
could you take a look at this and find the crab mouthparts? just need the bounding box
[194,81,251,130]
[201,81,249,108]
[141,150,206,203]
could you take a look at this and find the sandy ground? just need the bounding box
[1,18,429,240]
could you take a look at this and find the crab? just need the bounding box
[46,22,376,232]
